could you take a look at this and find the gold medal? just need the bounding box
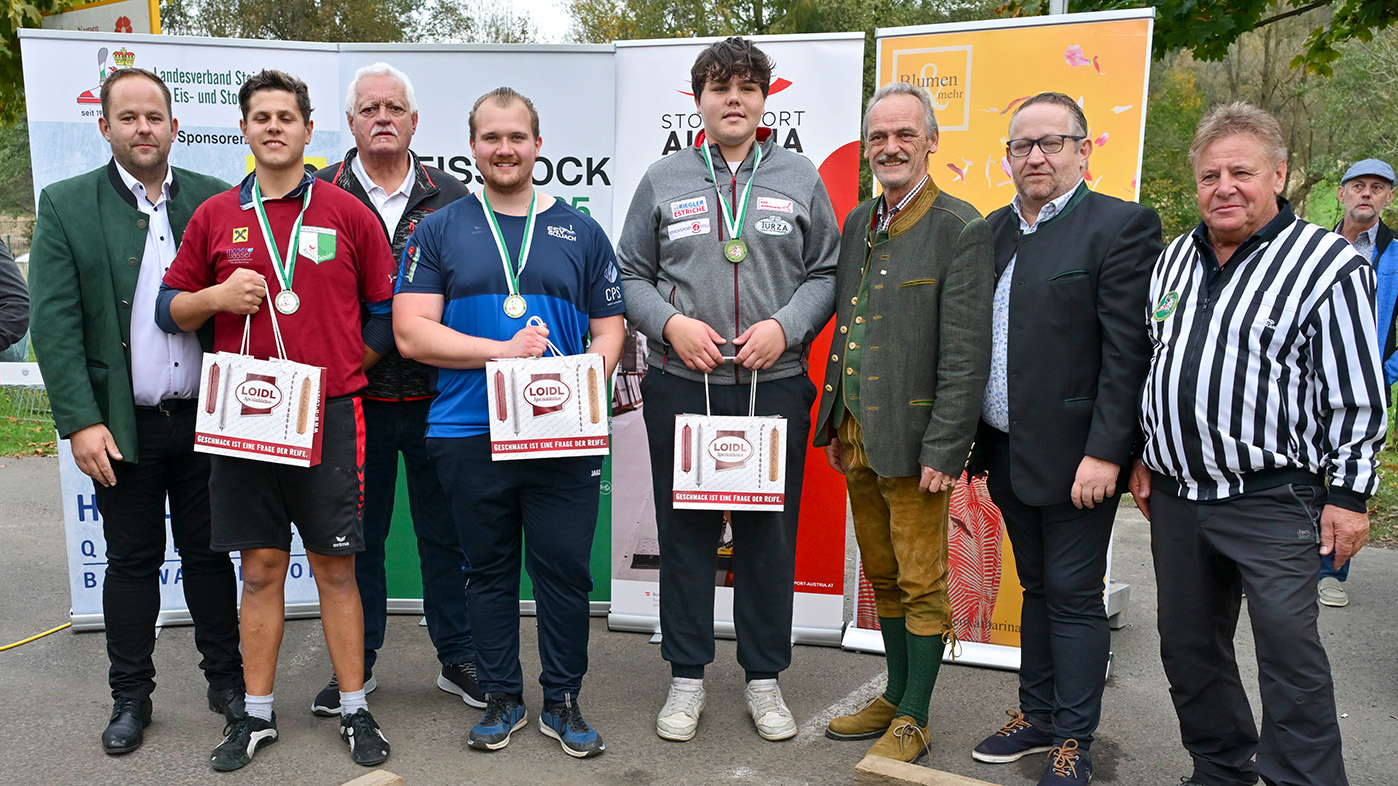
[723,238,748,264]
[503,293,527,319]
[274,290,300,315]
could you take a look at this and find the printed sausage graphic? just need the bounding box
[494,369,508,422]
[587,366,601,424]
[681,424,692,473]
[296,377,312,435]
[769,426,780,482]
[205,363,220,415]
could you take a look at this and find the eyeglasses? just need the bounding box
[1006,134,1085,158]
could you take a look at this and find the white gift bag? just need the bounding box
[672,365,787,511]
[195,310,326,467]
[485,317,610,461]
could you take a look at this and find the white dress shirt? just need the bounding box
[351,153,415,234]
[118,163,202,406]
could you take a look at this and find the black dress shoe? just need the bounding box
[207,686,246,723]
[101,697,152,755]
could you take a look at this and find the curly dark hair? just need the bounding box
[690,37,775,99]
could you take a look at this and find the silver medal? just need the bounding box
[274,290,300,315]
[503,293,527,319]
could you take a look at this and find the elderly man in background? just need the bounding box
[1317,157,1396,608]
[814,80,992,763]
[312,61,480,715]
[1131,102,1384,786]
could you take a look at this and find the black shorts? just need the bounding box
[209,395,366,556]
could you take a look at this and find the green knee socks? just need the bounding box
[878,616,908,706]
[895,631,943,727]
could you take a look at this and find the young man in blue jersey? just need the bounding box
[394,87,625,759]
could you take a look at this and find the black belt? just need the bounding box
[135,398,198,415]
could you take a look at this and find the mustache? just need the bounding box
[875,153,910,166]
[371,124,399,136]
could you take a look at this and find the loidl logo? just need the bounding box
[708,430,753,470]
[524,373,570,416]
[235,374,282,416]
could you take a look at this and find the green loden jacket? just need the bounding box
[813,179,994,478]
[30,160,228,463]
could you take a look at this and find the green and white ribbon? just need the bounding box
[701,139,764,242]
[251,178,314,299]
[478,189,537,299]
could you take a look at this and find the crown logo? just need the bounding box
[112,48,135,67]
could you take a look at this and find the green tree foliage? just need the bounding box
[1139,56,1206,240]
[1011,0,1398,75]
[1,0,81,124]
[159,0,536,44]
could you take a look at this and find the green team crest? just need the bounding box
[1153,291,1179,321]
[298,226,337,264]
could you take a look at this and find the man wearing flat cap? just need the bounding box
[1319,157,1396,608]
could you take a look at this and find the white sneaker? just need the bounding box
[745,679,797,741]
[656,678,705,741]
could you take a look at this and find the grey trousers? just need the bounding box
[1150,478,1347,786]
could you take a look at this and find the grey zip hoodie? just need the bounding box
[617,130,839,384]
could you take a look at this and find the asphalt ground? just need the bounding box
[1,456,1394,785]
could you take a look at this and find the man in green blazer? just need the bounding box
[30,68,243,756]
[813,81,993,762]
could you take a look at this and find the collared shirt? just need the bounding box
[1141,198,1385,508]
[982,180,1084,431]
[118,162,201,406]
[875,174,929,233]
[351,154,416,234]
[1351,223,1378,261]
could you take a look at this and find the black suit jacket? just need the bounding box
[968,185,1162,506]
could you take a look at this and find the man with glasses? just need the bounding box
[1318,158,1396,608]
[966,91,1161,786]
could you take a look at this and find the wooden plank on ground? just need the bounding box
[338,770,404,786]
[854,756,1000,786]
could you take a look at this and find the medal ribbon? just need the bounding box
[479,189,537,299]
[251,177,314,299]
[701,139,763,242]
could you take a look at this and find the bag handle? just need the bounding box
[526,315,566,359]
[240,289,290,362]
[702,357,758,417]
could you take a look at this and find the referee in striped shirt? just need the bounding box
[1129,102,1385,786]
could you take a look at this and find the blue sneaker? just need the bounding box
[539,696,606,758]
[972,708,1054,763]
[468,694,527,751]
[1039,740,1091,785]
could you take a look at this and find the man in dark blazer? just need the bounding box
[29,68,241,755]
[966,92,1161,786]
[813,81,992,763]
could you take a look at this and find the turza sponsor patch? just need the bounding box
[754,216,793,236]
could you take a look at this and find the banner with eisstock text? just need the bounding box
[20,29,618,628]
[607,34,864,646]
[849,9,1155,668]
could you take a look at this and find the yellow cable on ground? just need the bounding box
[0,622,71,651]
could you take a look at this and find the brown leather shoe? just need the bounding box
[826,695,898,740]
[866,715,930,763]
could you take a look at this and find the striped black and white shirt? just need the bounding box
[1140,200,1386,510]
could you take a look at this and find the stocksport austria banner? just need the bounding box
[20,29,618,629]
[849,8,1155,668]
[607,33,864,646]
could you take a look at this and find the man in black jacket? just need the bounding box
[966,92,1161,786]
[312,62,479,714]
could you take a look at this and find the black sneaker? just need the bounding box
[468,694,527,751]
[973,708,1054,763]
[539,696,606,758]
[438,662,487,709]
[310,671,377,717]
[210,713,278,772]
[340,708,390,766]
